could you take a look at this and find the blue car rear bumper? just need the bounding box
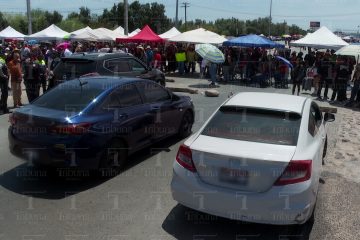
[8,127,104,169]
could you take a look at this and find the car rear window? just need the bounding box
[32,81,104,112]
[201,106,301,146]
[55,60,97,80]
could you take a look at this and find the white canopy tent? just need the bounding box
[26,24,69,40]
[0,26,26,39]
[71,28,127,41]
[113,26,125,35]
[70,26,92,36]
[169,28,227,44]
[290,26,349,50]
[335,44,360,62]
[94,28,128,41]
[72,28,108,41]
[128,28,141,37]
[159,27,181,39]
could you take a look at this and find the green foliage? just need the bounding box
[0,12,8,29]
[0,2,306,36]
[180,17,306,36]
[99,1,171,33]
[4,14,27,33]
[3,9,63,34]
[78,7,91,25]
[58,19,85,32]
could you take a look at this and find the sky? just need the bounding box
[1,0,360,33]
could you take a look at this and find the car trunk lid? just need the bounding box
[190,135,296,192]
[11,105,76,141]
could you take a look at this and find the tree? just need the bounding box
[4,14,27,33]
[78,7,91,25]
[58,19,85,32]
[44,11,62,25]
[1,3,307,37]
[0,12,8,30]
[98,1,171,33]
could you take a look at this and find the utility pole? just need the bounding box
[175,0,179,27]
[181,2,190,31]
[268,0,272,37]
[124,0,129,35]
[26,0,32,34]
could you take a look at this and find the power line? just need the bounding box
[181,2,190,30]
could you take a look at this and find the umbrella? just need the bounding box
[223,34,284,48]
[282,34,291,38]
[27,39,38,45]
[276,56,293,69]
[56,42,71,50]
[195,43,224,63]
[335,44,360,61]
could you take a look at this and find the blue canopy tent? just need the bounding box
[223,34,284,48]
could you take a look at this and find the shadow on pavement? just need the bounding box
[188,84,220,89]
[166,73,202,79]
[162,204,313,240]
[0,135,183,200]
[0,163,107,199]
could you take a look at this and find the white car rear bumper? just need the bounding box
[171,162,317,225]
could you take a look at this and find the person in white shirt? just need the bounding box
[63,48,72,57]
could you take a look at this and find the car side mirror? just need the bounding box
[324,112,335,123]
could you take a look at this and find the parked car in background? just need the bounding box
[171,92,335,225]
[9,77,194,169]
[48,52,166,88]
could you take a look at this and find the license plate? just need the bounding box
[219,167,249,185]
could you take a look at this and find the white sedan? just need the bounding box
[171,92,335,225]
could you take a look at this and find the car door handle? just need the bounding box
[151,106,160,111]
[119,114,128,119]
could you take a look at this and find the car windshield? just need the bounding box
[32,81,104,112]
[201,106,302,146]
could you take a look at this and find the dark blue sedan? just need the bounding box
[8,76,194,169]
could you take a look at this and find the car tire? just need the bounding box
[99,139,127,171]
[178,111,193,139]
[296,206,315,237]
[157,77,166,87]
[322,137,327,165]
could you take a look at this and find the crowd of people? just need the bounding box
[1,40,360,114]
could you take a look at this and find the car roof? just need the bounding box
[62,76,145,90]
[62,52,134,61]
[224,92,308,114]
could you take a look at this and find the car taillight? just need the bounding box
[9,113,17,126]
[176,144,196,172]
[51,123,92,135]
[274,160,312,186]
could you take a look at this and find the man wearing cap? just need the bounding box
[0,53,9,113]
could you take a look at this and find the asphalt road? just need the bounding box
[0,80,359,240]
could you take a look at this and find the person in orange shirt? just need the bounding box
[7,52,23,107]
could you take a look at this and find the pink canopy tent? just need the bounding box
[116,25,164,43]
